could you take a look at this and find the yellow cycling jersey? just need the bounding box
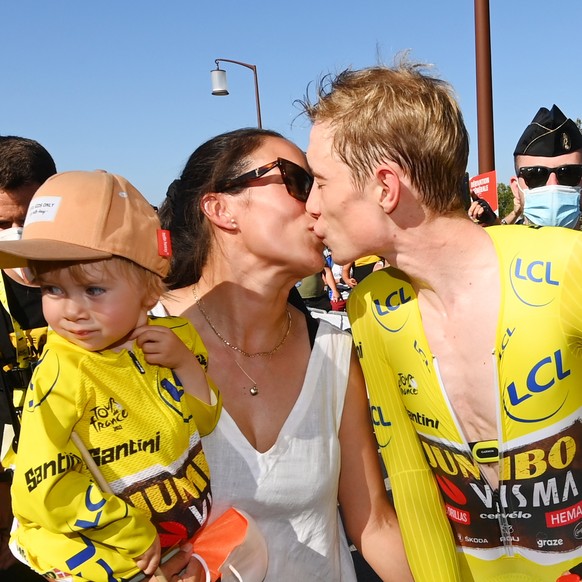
[348,225,582,582]
[11,316,219,582]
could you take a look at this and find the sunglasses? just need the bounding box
[218,158,314,202]
[518,164,582,189]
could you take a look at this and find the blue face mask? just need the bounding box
[520,184,581,228]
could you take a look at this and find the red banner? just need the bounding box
[470,170,498,214]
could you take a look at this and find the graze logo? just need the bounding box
[398,373,418,395]
[536,536,564,548]
[503,349,570,422]
[372,287,412,332]
[509,255,559,307]
[89,397,128,432]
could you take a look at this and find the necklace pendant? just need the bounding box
[249,385,259,396]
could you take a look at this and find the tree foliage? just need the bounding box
[497,182,513,219]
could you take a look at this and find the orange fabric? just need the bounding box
[191,508,250,581]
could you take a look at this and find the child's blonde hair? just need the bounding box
[29,256,165,308]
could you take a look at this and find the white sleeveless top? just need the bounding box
[202,321,357,581]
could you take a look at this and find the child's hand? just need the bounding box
[145,544,206,581]
[135,535,161,575]
[132,325,192,369]
[132,324,210,403]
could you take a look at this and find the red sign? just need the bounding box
[470,170,498,213]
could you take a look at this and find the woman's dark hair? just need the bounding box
[158,127,285,289]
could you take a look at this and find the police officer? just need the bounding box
[505,105,582,227]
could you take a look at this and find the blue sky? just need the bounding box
[3,1,581,204]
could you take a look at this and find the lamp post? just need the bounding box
[211,58,263,129]
[474,0,495,173]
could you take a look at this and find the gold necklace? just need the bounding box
[192,288,292,358]
[234,359,261,396]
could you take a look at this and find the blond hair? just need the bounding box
[302,60,469,213]
[30,256,165,306]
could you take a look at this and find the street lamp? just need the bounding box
[474,0,495,173]
[211,58,263,129]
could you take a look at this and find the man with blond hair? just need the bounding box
[304,62,582,581]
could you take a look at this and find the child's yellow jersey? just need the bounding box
[348,225,582,582]
[11,316,219,582]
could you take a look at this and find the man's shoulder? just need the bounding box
[346,266,416,330]
[488,223,582,244]
[487,224,582,267]
[350,266,412,299]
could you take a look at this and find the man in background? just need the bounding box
[503,104,582,227]
[0,135,56,581]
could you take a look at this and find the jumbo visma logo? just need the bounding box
[503,349,570,423]
[372,286,412,332]
[509,255,559,307]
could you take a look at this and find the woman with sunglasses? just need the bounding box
[156,128,412,581]
[505,104,582,228]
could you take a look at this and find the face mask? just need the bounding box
[0,227,23,242]
[0,227,30,282]
[520,184,581,229]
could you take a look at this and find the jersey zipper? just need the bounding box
[433,353,515,556]
[128,350,145,374]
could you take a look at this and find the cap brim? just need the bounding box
[0,239,112,268]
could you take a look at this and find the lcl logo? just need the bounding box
[372,287,412,332]
[509,256,559,307]
[504,349,570,422]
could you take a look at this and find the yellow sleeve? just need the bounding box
[11,344,156,560]
[184,376,222,436]
[155,316,221,435]
[348,289,461,582]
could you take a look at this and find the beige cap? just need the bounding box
[0,171,171,277]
